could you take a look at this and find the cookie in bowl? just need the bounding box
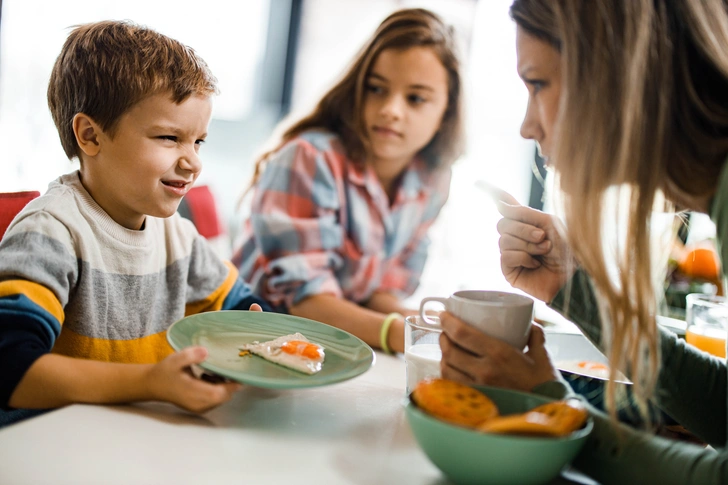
[411,378,499,428]
[478,398,589,437]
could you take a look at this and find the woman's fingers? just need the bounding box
[496,218,545,243]
[439,313,488,356]
[440,316,533,388]
[440,360,476,384]
[499,233,552,255]
[501,249,542,270]
[440,312,514,357]
[496,200,552,229]
[440,335,490,382]
[524,324,550,364]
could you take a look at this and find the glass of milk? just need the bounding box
[405,315,442,395]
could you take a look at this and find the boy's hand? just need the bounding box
[145,346,242,413]
[148,304,261,411]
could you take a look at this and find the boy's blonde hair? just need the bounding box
[47,20,218,161]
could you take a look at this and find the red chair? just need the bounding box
[180,185,224,240]
[176,185,231,258]
[0,191,40,239]
[0,191,45,426]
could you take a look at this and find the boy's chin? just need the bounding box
[152,205,183,220]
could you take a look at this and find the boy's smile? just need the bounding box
[77,93,212,230]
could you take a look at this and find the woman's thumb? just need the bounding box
[525,324,549,361]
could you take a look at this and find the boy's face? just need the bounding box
[79,93,212,230]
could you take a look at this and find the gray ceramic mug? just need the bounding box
[420,290,534,349]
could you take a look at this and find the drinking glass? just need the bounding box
[405,315,442,395]
[685,293,728,359]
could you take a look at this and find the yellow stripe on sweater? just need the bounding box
[184,260,239,316]
[0,279,65,324]
[51,327,174,363]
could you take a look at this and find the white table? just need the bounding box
[0,351,596,485]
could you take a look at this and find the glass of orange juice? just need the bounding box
[685,293,728,359]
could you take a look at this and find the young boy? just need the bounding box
[0,20,269,415]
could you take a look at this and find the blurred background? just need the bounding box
[0,0,561,307]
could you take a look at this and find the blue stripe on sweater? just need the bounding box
[0,294,63,407]
[222,279,272,312]
[0,294,61,344]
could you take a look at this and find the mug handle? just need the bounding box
[420,297,448,326]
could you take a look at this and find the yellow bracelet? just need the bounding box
[380,312,402,354]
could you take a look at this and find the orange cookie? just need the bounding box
[479,398,588,437]
[412,378,499,428]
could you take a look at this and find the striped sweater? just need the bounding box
[0,171,267,406]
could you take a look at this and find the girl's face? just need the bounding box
[516,26,562,164]
[363,46,449,173]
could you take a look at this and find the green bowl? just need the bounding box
[405,385,593,485]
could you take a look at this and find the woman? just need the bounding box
[440,1,728,482]
[233,9,465,353]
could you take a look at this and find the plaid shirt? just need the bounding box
[233,130,451,311]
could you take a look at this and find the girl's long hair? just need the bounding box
[511,0,728,420]
[248,8,465,188]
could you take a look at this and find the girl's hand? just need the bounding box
[489,187,574,303]
[439,312,560,392]
[249,303,263,311]
[145,347,242,413]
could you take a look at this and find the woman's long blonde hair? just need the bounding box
[511,0,728,419]
[248,8,465,188]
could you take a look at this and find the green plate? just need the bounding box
[167,311,374,389]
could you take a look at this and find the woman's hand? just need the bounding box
[439,311,560,392]
[145,347,242,413]
[489,186,574,303]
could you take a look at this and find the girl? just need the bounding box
[232,8,465,353]
[440,1,728,483]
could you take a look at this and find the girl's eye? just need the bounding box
[366,84,384,95]
[408,94,426,105]
[195,139,206,146]
[159,135,177,142]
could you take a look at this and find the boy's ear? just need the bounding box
[73,113,102,157]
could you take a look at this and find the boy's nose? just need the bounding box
[179,147,202,174]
